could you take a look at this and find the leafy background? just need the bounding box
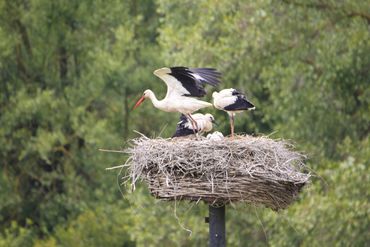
[0,0,369,246]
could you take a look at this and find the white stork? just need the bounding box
[212,88,255,138]
[133,67,221,132]
[172,113,215,138]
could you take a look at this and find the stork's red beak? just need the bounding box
[133,96,146,110]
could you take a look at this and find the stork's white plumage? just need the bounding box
[134,67,222,132]
[213,88,255,138]
[172,113,215,138]
[206,131,224,141]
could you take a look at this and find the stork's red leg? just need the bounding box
[230,113,235,139]
[187,114,198,135]
[188,114,199,130]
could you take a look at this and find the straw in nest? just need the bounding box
[121,135,310,211]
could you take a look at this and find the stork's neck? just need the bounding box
[146,90,163,109]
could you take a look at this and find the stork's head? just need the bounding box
[133,89,152,110]
[142,89,152,98]
[205,113,215,123]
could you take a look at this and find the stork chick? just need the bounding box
[206,131,224,141]
[172,113,215,138]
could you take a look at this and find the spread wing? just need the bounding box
[154,67,221,98]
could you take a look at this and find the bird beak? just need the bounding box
[133,96,146,110]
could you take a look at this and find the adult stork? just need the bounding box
[212,88,255,138]
[172,113,215,138]
[133,67,221,131]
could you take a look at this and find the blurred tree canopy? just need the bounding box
[0,0,369,246]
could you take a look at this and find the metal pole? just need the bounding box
[208,205,226,247]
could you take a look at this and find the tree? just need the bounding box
[1,0,369,246]
[0,0,162,242]
[157,0,370,159]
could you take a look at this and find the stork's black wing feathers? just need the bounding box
[178,113,188,122]
[172,127,197,137]
[189,68,221,86]
[172,114,198,138]
[224,96,255,111]
[169,69,206,97]
[169,67,222,97]
[231,89,243,96]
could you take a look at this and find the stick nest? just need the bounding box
[124,135,310,211]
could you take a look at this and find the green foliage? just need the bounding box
[247,156,369,247]
[0,0,161,242]
[158,0,370,159]
[43,203,134,247]
[0,221,34,247]
[123,187,209,246]
[0,0,369,246]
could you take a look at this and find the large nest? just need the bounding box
[123,135,310,211]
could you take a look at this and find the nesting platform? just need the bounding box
[123,135,310,211]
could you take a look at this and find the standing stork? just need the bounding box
[212,88,255,138]
[172,113,215,138]
[133,67,221,132]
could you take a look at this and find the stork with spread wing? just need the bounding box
[133,67,221,131]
